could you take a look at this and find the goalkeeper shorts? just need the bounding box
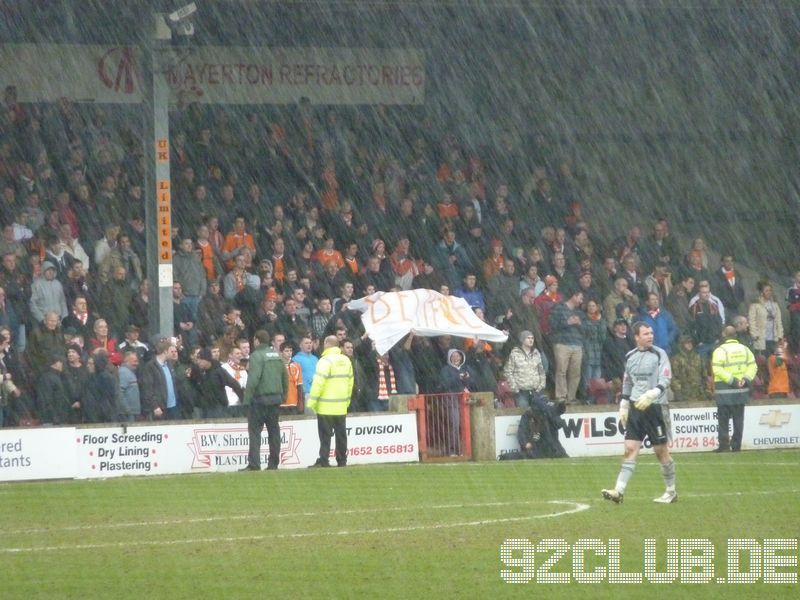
[625,403,669,445]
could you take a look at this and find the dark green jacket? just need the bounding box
[244,344,288,405]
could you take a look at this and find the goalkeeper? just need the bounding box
[602,322,677,505]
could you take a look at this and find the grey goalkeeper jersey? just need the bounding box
[622,345,672,405]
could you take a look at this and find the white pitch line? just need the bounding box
[5,485,800,538]
[423,461,800,470]
[0,499,574,535]
[684,488,800,499]
[0,501,590,554]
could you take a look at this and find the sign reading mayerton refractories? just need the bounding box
[0,44,425,105]
[495,405,800,459]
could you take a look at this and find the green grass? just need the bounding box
[2,449,799,599]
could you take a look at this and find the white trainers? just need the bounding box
[653,490,678,504]
[601,489,624,504]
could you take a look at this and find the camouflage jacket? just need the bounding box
[671,349,708,402]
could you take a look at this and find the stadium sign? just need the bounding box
[0,428,76,482]
[495,404,800,459]
[0,44,425,105]
[0,413,419,482]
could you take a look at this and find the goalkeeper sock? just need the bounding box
[615,460,636,493]
[660,460,676,492]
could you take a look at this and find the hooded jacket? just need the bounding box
[439,349,477,394]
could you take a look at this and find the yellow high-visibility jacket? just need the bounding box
[712,339,757,405]
[307,347,353,416]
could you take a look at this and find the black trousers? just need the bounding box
[317,414,348,466]
[247,402,281,469]
[717,403,745,451]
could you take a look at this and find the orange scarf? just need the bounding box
[377,360,397,400]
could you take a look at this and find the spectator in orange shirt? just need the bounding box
[343,242,360,277]
[313,237,344,270]
[768,339,790,397]
[280,340,304,414]
[436,191,459,220]
[390,238,421,290]
[195,222,221,282]
[482,239,506,284]
[269,237,294,285]
[221,216,256,271]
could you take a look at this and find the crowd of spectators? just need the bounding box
[0,84,799,427]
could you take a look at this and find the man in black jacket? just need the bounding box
[37,353,69,425]
[712,255,745,324]
[190,347,243,418]
[602,318,635,389]
[139,338,181,420]
[517,396,568,459]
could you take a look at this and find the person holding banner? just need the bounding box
[308,335,354,468]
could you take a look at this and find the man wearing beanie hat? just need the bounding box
[29,261,68,324]
[503,330,547,408]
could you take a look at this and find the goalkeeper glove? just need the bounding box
[618,399,630,427]
[634,388,660,410]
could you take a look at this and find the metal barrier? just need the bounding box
[408,392,472,462]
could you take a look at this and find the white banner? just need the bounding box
[0,428,77,482]
[0,44,425,105]
[495,404,800,459]
[349,289,509,355]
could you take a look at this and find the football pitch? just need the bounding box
[3,449,798,599]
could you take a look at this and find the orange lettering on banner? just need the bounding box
[438,296,463,326]
[419,291,437,328]
[394,291,416,324]
[365,294,393,324]
[451,298,481,329]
